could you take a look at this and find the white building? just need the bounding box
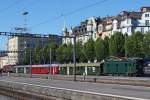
[112,7,150,36]
[62,17,101,44]
[63,7,150,44]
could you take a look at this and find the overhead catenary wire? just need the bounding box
[17,0,40,14]
[31,0,109,29]
[0,0,22,13]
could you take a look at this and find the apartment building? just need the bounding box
[98,6,150,38]
[62,17,101,44]
[63,6,150,44]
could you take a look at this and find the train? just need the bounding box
[102,58,144,77]
[32,64,59,74]
[12,64,59,75]
[7,58,150,77]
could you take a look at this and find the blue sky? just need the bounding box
[0,0,150,50]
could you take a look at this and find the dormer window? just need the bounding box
[145,14,149,17]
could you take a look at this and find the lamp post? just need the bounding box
[64,29,90,81]
[22,11,29,32]
[73,35,77,81]
[62,29,77,81]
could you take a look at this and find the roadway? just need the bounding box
[0,76,150,100]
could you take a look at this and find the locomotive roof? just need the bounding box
[105,57,143,62]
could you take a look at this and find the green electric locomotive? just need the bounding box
[103,58,144,76]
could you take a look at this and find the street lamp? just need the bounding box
[22,11,29,32]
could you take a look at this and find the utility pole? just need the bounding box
[41,37,45,64]
[30,50,32,78]
[49,48,52,64]
[49,48,52,75]
[73,35,77,81]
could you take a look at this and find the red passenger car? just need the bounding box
[31,64,59,74]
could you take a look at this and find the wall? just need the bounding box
[0,80,144,100]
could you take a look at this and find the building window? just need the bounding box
[127,19,130,24]
[145,20,150,26]
[145,14,149,17]
[127,27,129,32]
[94,33,96,38]
[141,28,144,33]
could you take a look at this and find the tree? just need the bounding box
[84,38,95,62]
[33,46,41,64]
[103,36,109,58]
[43,45,49,64]
[95,37,109,62]
[125,32,144,57]
[23,49,30,65]
[56,44,73,63]
[42,43,58,64]
[76,41,87,63]
[48,43,58,63]
[143,32,150,58]
[109,32,125,57]
[63,43,73,63]
[125,36,134,57]
[56,44,65,63]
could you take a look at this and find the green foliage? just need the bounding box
[95,37,109,62]
[84,38,95,62]
[23,49,30,65]
[125,32,144,57]
[142,32,150,58]
[33,46,41,64]
[39,43,58,64]
[76,42,87,63]
[56,44,72,63]
[23,31,150,64]
[125,36,134,57]
[43,45,49,64]
[48,43,58,63]
[56,44,66,63]
[63,43,73,63]
[109,32,125,57]
[104,36,109,57]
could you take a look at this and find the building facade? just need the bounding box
[7,34,62,65]
[98,7,150,38]
[62,17,101,44]
[0,54,9,68]
[63,7,150,44]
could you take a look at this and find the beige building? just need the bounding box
[0,55,9,68]
[7,34,62,65]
